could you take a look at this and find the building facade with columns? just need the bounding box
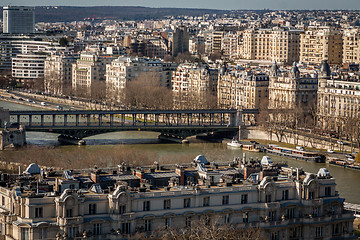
[0,160,354,240]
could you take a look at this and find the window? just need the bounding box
[66,209,73,218]
[165,218,172,228]
[2,197,4,206]
[67,227,78,238]
[144,220,151,231]
[312,207,320,217]
[315,226,323,237]
[205,215,211,226]
[39,228,47,239]
[332,223,340,235]
[143,201,150,211]
[325,187,331,197]
[21,228,29,240]
[222,195,229,205]
[309,191,315,200]
[184,198,191,208]
[185,217,191,227]
[224,213,230,224]
[203,197,210,207]
[282,190,289,200]
[271,231,279,240]
[120,205,126,214]
[93,223,101,235]
[164,199,171,209]
[241,194,248,204]
[268,211,276,221]
[121,222,131,234]
[286,208,295,219]
[242,212,248,223]
[89,204,97,215]
[35,207,43,218]
[265,194,272,203]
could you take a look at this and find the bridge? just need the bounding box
[8,109,258,144]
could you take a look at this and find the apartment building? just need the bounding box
[300,28,343,65]
[12,53,47,87]
[172,26,189,57]
[172,63,218,108]
[106,57,177,102]
[268,62,318,110]
[217,65,269,124]
[317,60,360,131]
[0,158,354,240]
[44,53,78,96]
[72,52,115,98]
[221,32,240,60]
[240,27,302,65]
[343,29,360,64]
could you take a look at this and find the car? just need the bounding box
[345,154,354,159]
[296,146,305,151]
[0,96,4,99]
[10,96,14,99]
[57,105,63,110]
[327,149,335,153]
[40,102,46,106]
[32,101,36,104]
[26,99,30,102]
[18,98,24,101]
[337,140,344,145]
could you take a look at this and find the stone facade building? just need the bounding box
[240,27,302,65]
[343,29,360,64]
[72,52,115,98]
[44,53,77,96]
[171,63,218,108]
[0,158,354,240]
[316,60,360,131]
[268,62,318,110]
[217,66,269,124]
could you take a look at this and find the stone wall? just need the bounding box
[0,126,26,150]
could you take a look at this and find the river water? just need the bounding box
[1,100,360,204]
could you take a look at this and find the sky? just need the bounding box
[1,0,360,10]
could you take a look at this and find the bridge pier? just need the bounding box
[40,115,44,126]
[64,114,67,127]
[58,135,86,146]
[110,114,114,127]
[52,115,56,127]
[28,115,32,127]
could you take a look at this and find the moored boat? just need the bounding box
[266,144,325,163]
[227,140,242,148]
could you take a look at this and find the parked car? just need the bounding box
[18,98,24,101]
[327,149,335,153]
[41,102,46,106]
[296,146,306,151]
[57,105,63,110]
[345,154,354,159]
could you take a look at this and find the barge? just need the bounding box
[266,144,325,163]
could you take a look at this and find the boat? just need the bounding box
[227,140,242,148]
[265,144,325,163]
[242,144,260,152]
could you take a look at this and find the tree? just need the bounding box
[59,37,69,47]
[124,71,173,110]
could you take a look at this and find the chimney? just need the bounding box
[91,170,100,184]
[175,167,185,185]
[296,168,299,181]
[135,170,144,181]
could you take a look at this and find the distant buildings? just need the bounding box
[172,26,189,56]
[172,63,218,108]
[300,28,343,65]
[240,27,302,65]
[11,53,47,87]
[2,6,35,34]
[72,52,115,98]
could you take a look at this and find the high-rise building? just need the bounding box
[300,28,343,65]
[240,27,302,65]
[3,6,35,34]
[172,26,189,57]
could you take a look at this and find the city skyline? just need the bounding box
[2,0,360,10]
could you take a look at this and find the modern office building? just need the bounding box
[2,6,35,34]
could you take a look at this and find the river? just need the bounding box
[1,100,360,204]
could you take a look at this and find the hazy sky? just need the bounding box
[1,0,360,10]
